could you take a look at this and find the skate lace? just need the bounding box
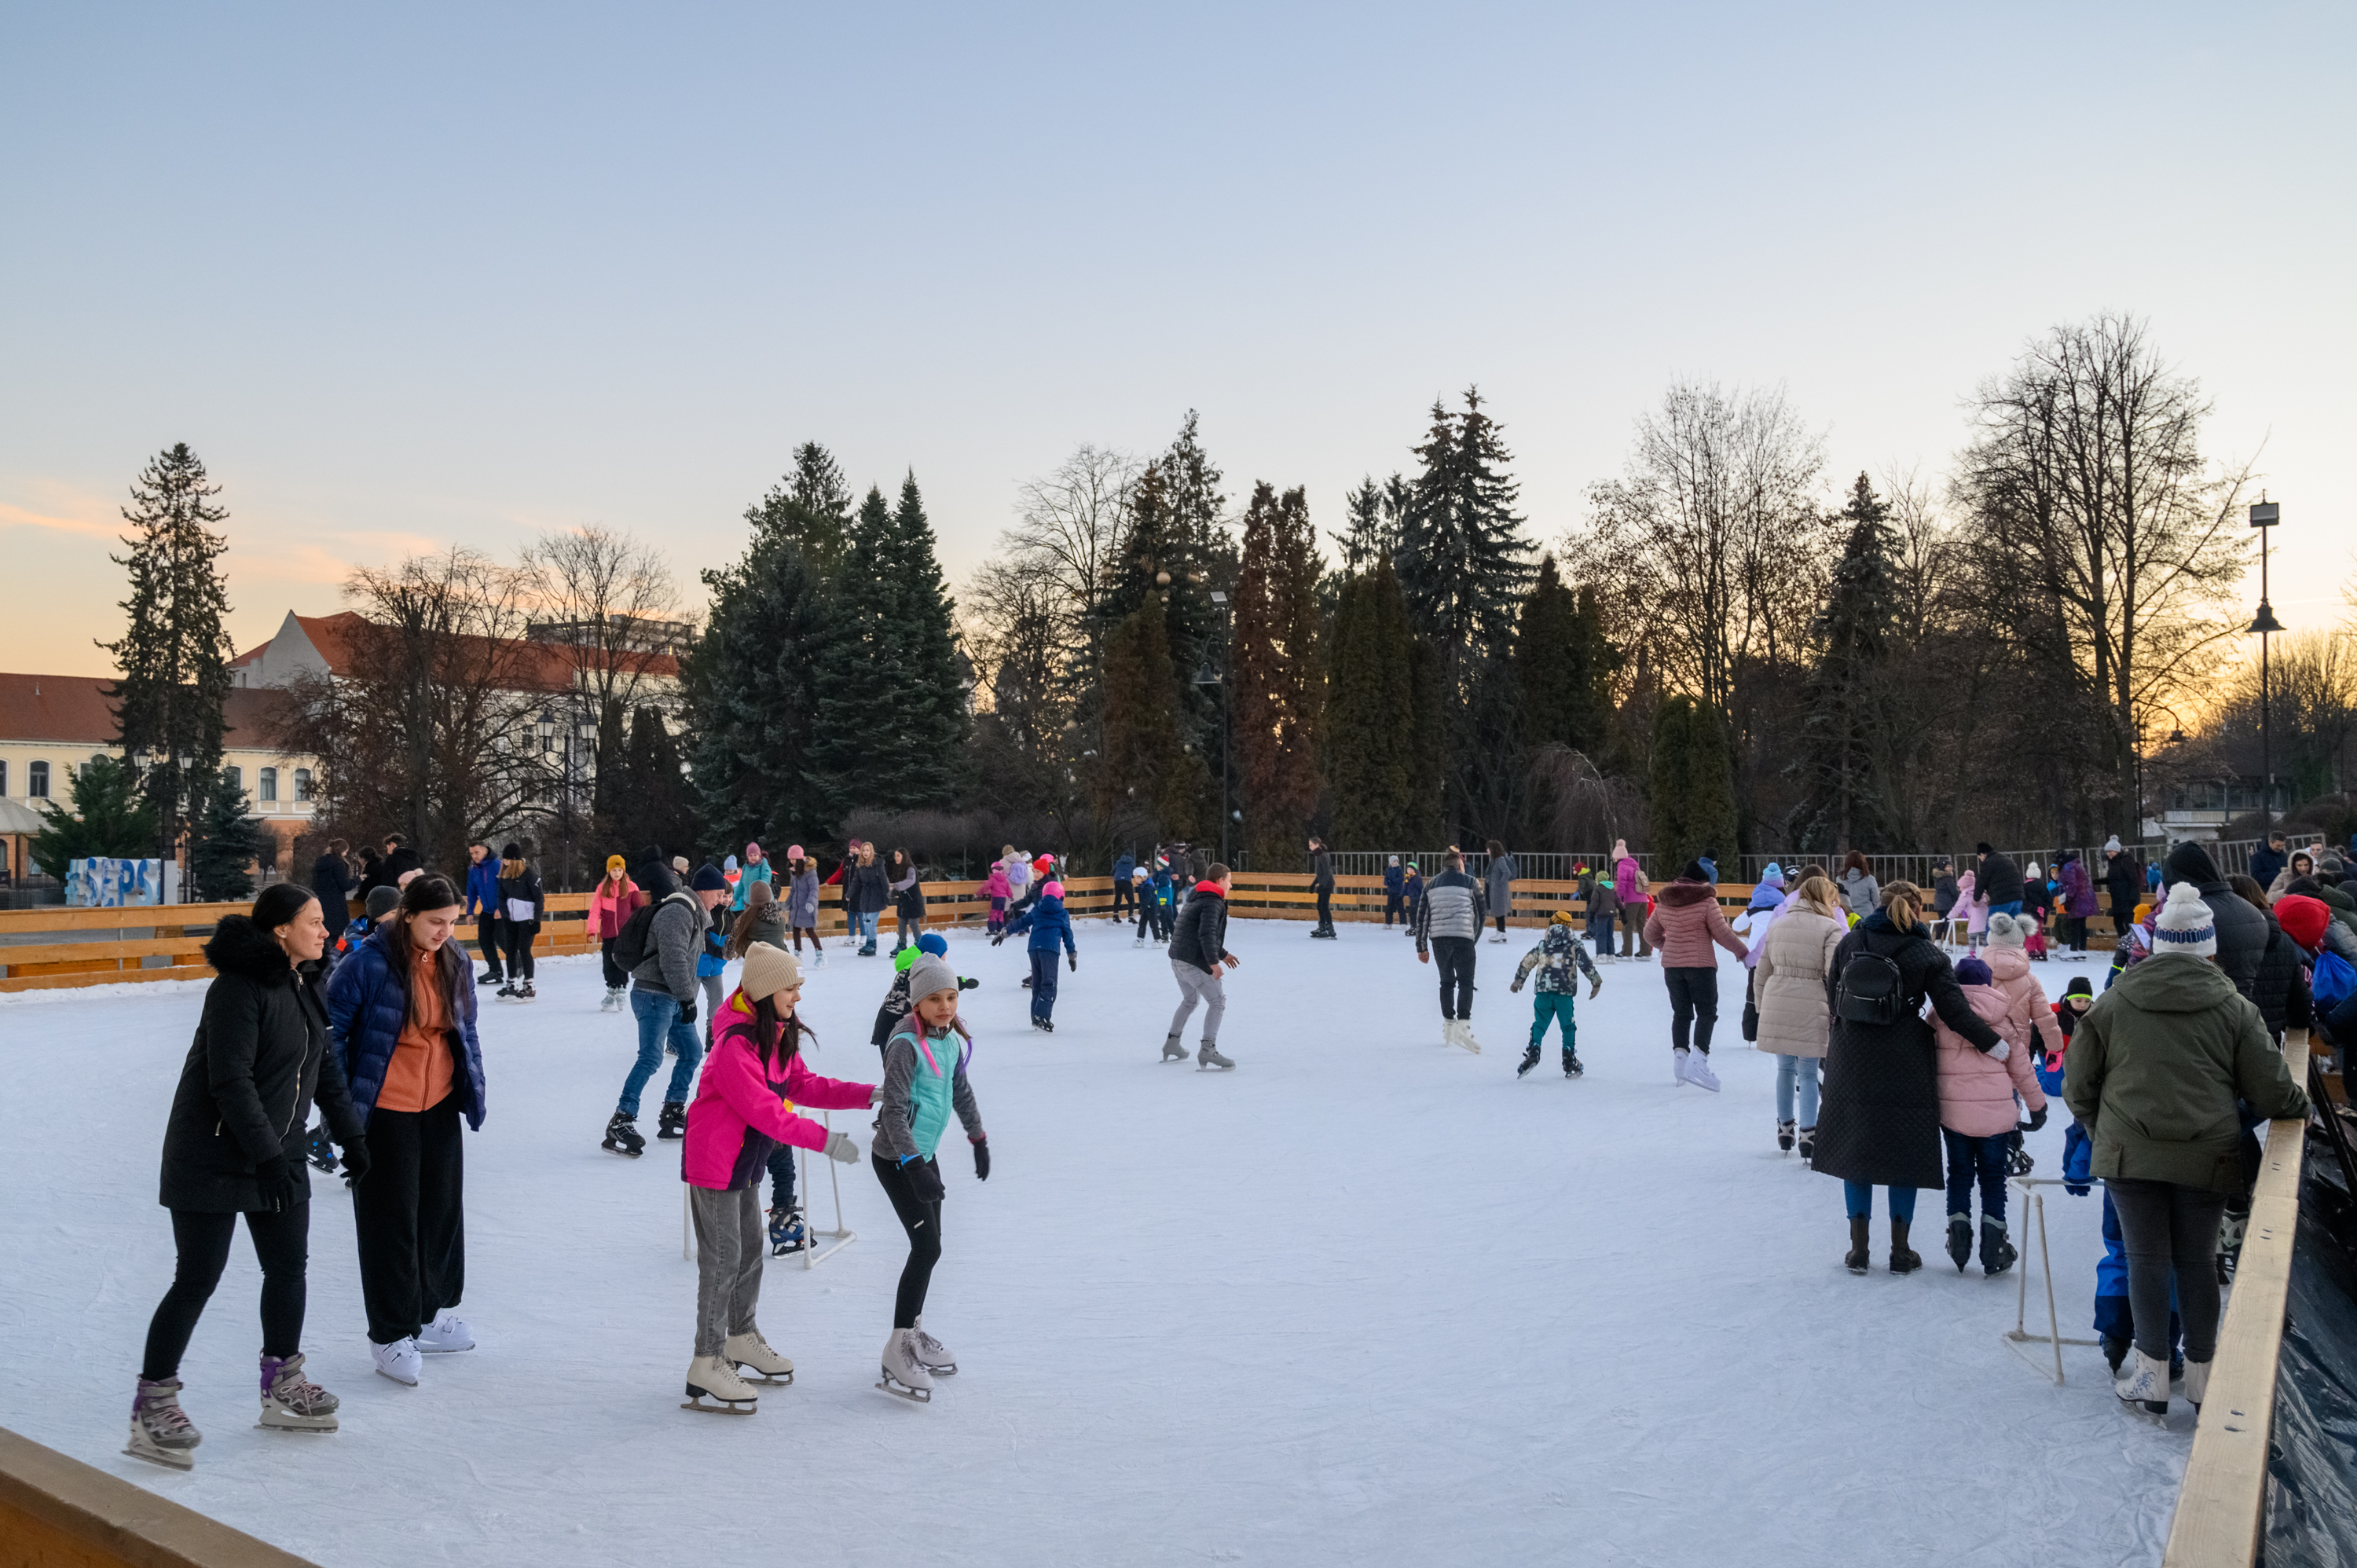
[137,1388,195,1437]
[913,1326,946,1357]
[271,1365,332,1412]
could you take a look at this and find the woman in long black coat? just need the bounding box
[1812,881,2004,1276]
[130,883,371,1469]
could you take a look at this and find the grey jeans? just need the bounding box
[1168,959,1226,1046]
[690,1185,765,1357]
[2109,1177,2229,1365]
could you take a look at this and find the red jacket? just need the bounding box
[588,877,645,940]
[1642,881,1747,968]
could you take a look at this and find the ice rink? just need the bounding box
[0,918,2192,1566]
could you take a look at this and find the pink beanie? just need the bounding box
[1043,880,1065,899]
[746,841,762,860]
[786,844,805,860]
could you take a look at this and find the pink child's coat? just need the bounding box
[1933,983,2049,1138]
[681,993,876,1189]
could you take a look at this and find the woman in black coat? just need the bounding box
[130,884,370,1469]
[1811,881,2004,1276]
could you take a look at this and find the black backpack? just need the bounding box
[613,897,669,973]
[1835,947,1908,1027]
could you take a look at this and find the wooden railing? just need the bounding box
[2161,1028,2312,1568]
[0,1423,318,1566]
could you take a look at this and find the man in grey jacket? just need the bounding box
[1416,851,1488,1052]
[604,863,728,1155]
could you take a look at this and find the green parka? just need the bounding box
[2062,955,2309,1194]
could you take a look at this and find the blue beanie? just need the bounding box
[918,932,948,957]
[1956,956,1992,986]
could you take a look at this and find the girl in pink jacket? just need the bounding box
[677,943,876,1414]
[980,860,1012,936]
[1933,955,2048,1276]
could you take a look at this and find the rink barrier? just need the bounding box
[0,1423,319,1567]
[2160,1029,2311,1568]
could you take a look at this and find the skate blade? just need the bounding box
[732,1367,794,1386]
[601,1143,643,1157]
[257,1412,339,1433]
[875,1377,932,1404]
[681,1393,757,1414]
[124,1442,195,1471]
[916,1364,957,1377]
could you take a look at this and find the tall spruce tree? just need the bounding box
[619,706,698,858]
[1157,413,1233,828]
[889,472,972,770]
[101,443,236,820]
[742,441,856,570]
[1792,474,1903,853]
[1398,390,1533,699]
[1324,558,1417,848]
[1404,633,1449,846]
[1515,556,1618,757]
[808,487,908,820]
[1648,695,1739,877]
[1096,592,1209,841]
[1335,475,1408,575]
[1231,484,1325,864]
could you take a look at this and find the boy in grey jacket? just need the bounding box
[1416,853,1488,1051]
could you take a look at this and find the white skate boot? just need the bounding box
[126,1376,200,1469]
[909,1318,958,1376]
[416,1309,475,1354]
[258,1352,339,1433]
[684,1353,758,1414]
[1161,1035,1189,1062]
[371,1337,423,1386]
[1197,1042,1235,1071]
[2115,1348,2169,1416]
[724,1328,794,1386]
[1672,1047,1691,1086]
[878,1328,936,1403]
[1683,1052,1721,1092]
[1455,1021,1483,1054]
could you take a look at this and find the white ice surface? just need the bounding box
[0,924,2189,1567]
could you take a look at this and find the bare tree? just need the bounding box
[520,525,692,720]
[1954,313,2253,824]
[1003,443,1141,655]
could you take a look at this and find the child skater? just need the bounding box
[784,851,824,968]
[998,879,1076,1031]
[1582,864,1619,964]
[678,943,874,1412]
[1130,866,1154,947]
[1932,955,2049,1275]
[1508,910,1604,1078]
[981,857,1012,940]
[871,932,977,1055]
[872,952,989,1404]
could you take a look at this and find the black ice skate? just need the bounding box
[1947,1214,1974,1273]
[1562,1052,1583,1079]
[1516,1045,1541,1078]
[656,1101,687,1140]
[602,1112,645,1157]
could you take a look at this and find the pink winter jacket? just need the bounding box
[682,992,877,1191]
[1981,947,2066,1060]
[1614,856,1644,905]
[1933,984,2048,1137]
[981,864,1010,900]
[1958,870,1987,935]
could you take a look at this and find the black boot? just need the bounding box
[656,1101,687,1140]
[602,1112,644,1158]
[1890,1218,1922,1275]
[1845,1216,1871,1275]
[1980,1216,2018,1276]
[1516,1045,1541,1078]
[1947,1214,1974,1273]
[1562,1051,1583,1078]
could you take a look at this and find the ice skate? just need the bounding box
[810,949,825,968]
[416,1308,474,1353]
[1671,1047,1690,1086]
[1979,1216,2017,1277]
[602,1112,645,1157]
[1455,1022,1483,1055]
[878,1328,935,1403]
[2184,1357,2211,1409]
[1776,1119,1795,1153]
[1133,936,1144,949]
[656,1101,687,1140]
[306,1126,339,1174]
[910,1318,957,1376]
[1197,1042,1234,1071]
[371,1337,423,1387]
[1562,1051,1583,1078]
[1682,1052,1720,1092]
[125,1376,199,1470]
[724,1328,794,1386]
[2114,1349,2169,1415]
[1797,1126,1816,1165]
[1516,1044,1541,1078]
[2005,1131,2034,1178]
[494,982,517,1001]
[768,1206,807,1255]
[258,1352,339,1433]
[1441,1019,1461,1050]
[1946,1214,1974,1273]
[1160,1035,1189,1063]
[600,987,620,1013]
[684,1354,758,1414]
[515,981,536,1001]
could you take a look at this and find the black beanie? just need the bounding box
[1682,859,1710,882]
[1975,842,1994,856]
[2062,976,2093,999]
[500,842,522,860]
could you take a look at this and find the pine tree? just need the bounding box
[888,473,971,768]
[742,442,856,570]
[1404,632,1448,845]
[30,756,158,876]
[1398,390,1533,700]
[1232,484,1325,864]
[1648,695,1739,877]
[1097,592,1210,841]
[619,706,698,859]
[185,768,261,902]
[1791,474,1903,853]
[101,443,236,819]
[1514,556,1618,757]
[1325,559,1417,848]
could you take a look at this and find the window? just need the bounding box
[293,768,312,802]
[0,760,8,796]
[259,767,277,802]
[28,760,49,799]
[224,764,242,793]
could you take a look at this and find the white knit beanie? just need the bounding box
[739,941,802,1002]
[1987,912,2027,951]
[2151,881,2217,959]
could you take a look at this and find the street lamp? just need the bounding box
[2248,500,2284,833]
[1202,589,1233,866]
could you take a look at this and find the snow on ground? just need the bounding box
[0,921,2190,1567]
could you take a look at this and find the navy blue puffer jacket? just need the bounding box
[324,925,487,1128]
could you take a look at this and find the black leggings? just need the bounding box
[1431,936,1475,1020]
[873,1153,944,1329]
[2109,1178,2228,1364]
[1664,965,1719,1054]
[503,921,537,980]
[143,1206,310,1379]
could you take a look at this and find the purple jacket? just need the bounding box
[2059,858,2099,917]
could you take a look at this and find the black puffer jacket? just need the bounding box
[1977,853,2025,908]
[2249,918,2314,1041]
[845,861,891,917]
[158,918,362,1213]
[1809,910,2003,1191]
[2161,841,2269,999]
[1171,884,1231,974]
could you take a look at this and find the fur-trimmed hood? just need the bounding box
[202,915,295,985]
[1656,880,1717,909]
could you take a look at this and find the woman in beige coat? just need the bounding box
[1751,875,1847,1161]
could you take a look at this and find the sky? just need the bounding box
[3,2,2351,679]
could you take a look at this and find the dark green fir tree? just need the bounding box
[1791,474,1902,854]
[742,441,856,571]
[1514,555,1618,758]
[1232,484,1325,864]
[185,768,262,902]
[30,756,158,876]
[1647,695,1739,878]
[1324,558,1417,848]
[1096,592,1209,841]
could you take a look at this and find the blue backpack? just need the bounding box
[2312,949,2357,1015]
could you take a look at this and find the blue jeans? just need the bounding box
[1775,1055,1820,1126]
[1942,1128,2010,1222]
[1844,1181,1918,1222]
[1988,899,2022,919]
[621,988,703,1117]
[856,910,880,951]
[1029,947,1060,1020]
[766,1146,797,1211]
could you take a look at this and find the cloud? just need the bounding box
[0,499,119,541]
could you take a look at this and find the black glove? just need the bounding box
[339,1136,372,1188]
[959,976,979,991]
[907,1156,946,1203]
[677,998,697,1026]
[1068,952,1077,973]
[2025,1105,2048,1134]
[253,1154,302,1214]
[991,934,1005,947]
[972,1136,991,1181]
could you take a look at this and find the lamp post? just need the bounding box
[1199,589,1233,866]
[2248,500,2283,833]
[2131,709,2187,848]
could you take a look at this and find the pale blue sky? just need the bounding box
[3,2,2350,674]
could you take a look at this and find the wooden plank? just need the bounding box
[2161,1030,2309,1568]
[0,1423,321,1567]
[1,939,215,969]
[0,903,244,936]
[0,965,216,995]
